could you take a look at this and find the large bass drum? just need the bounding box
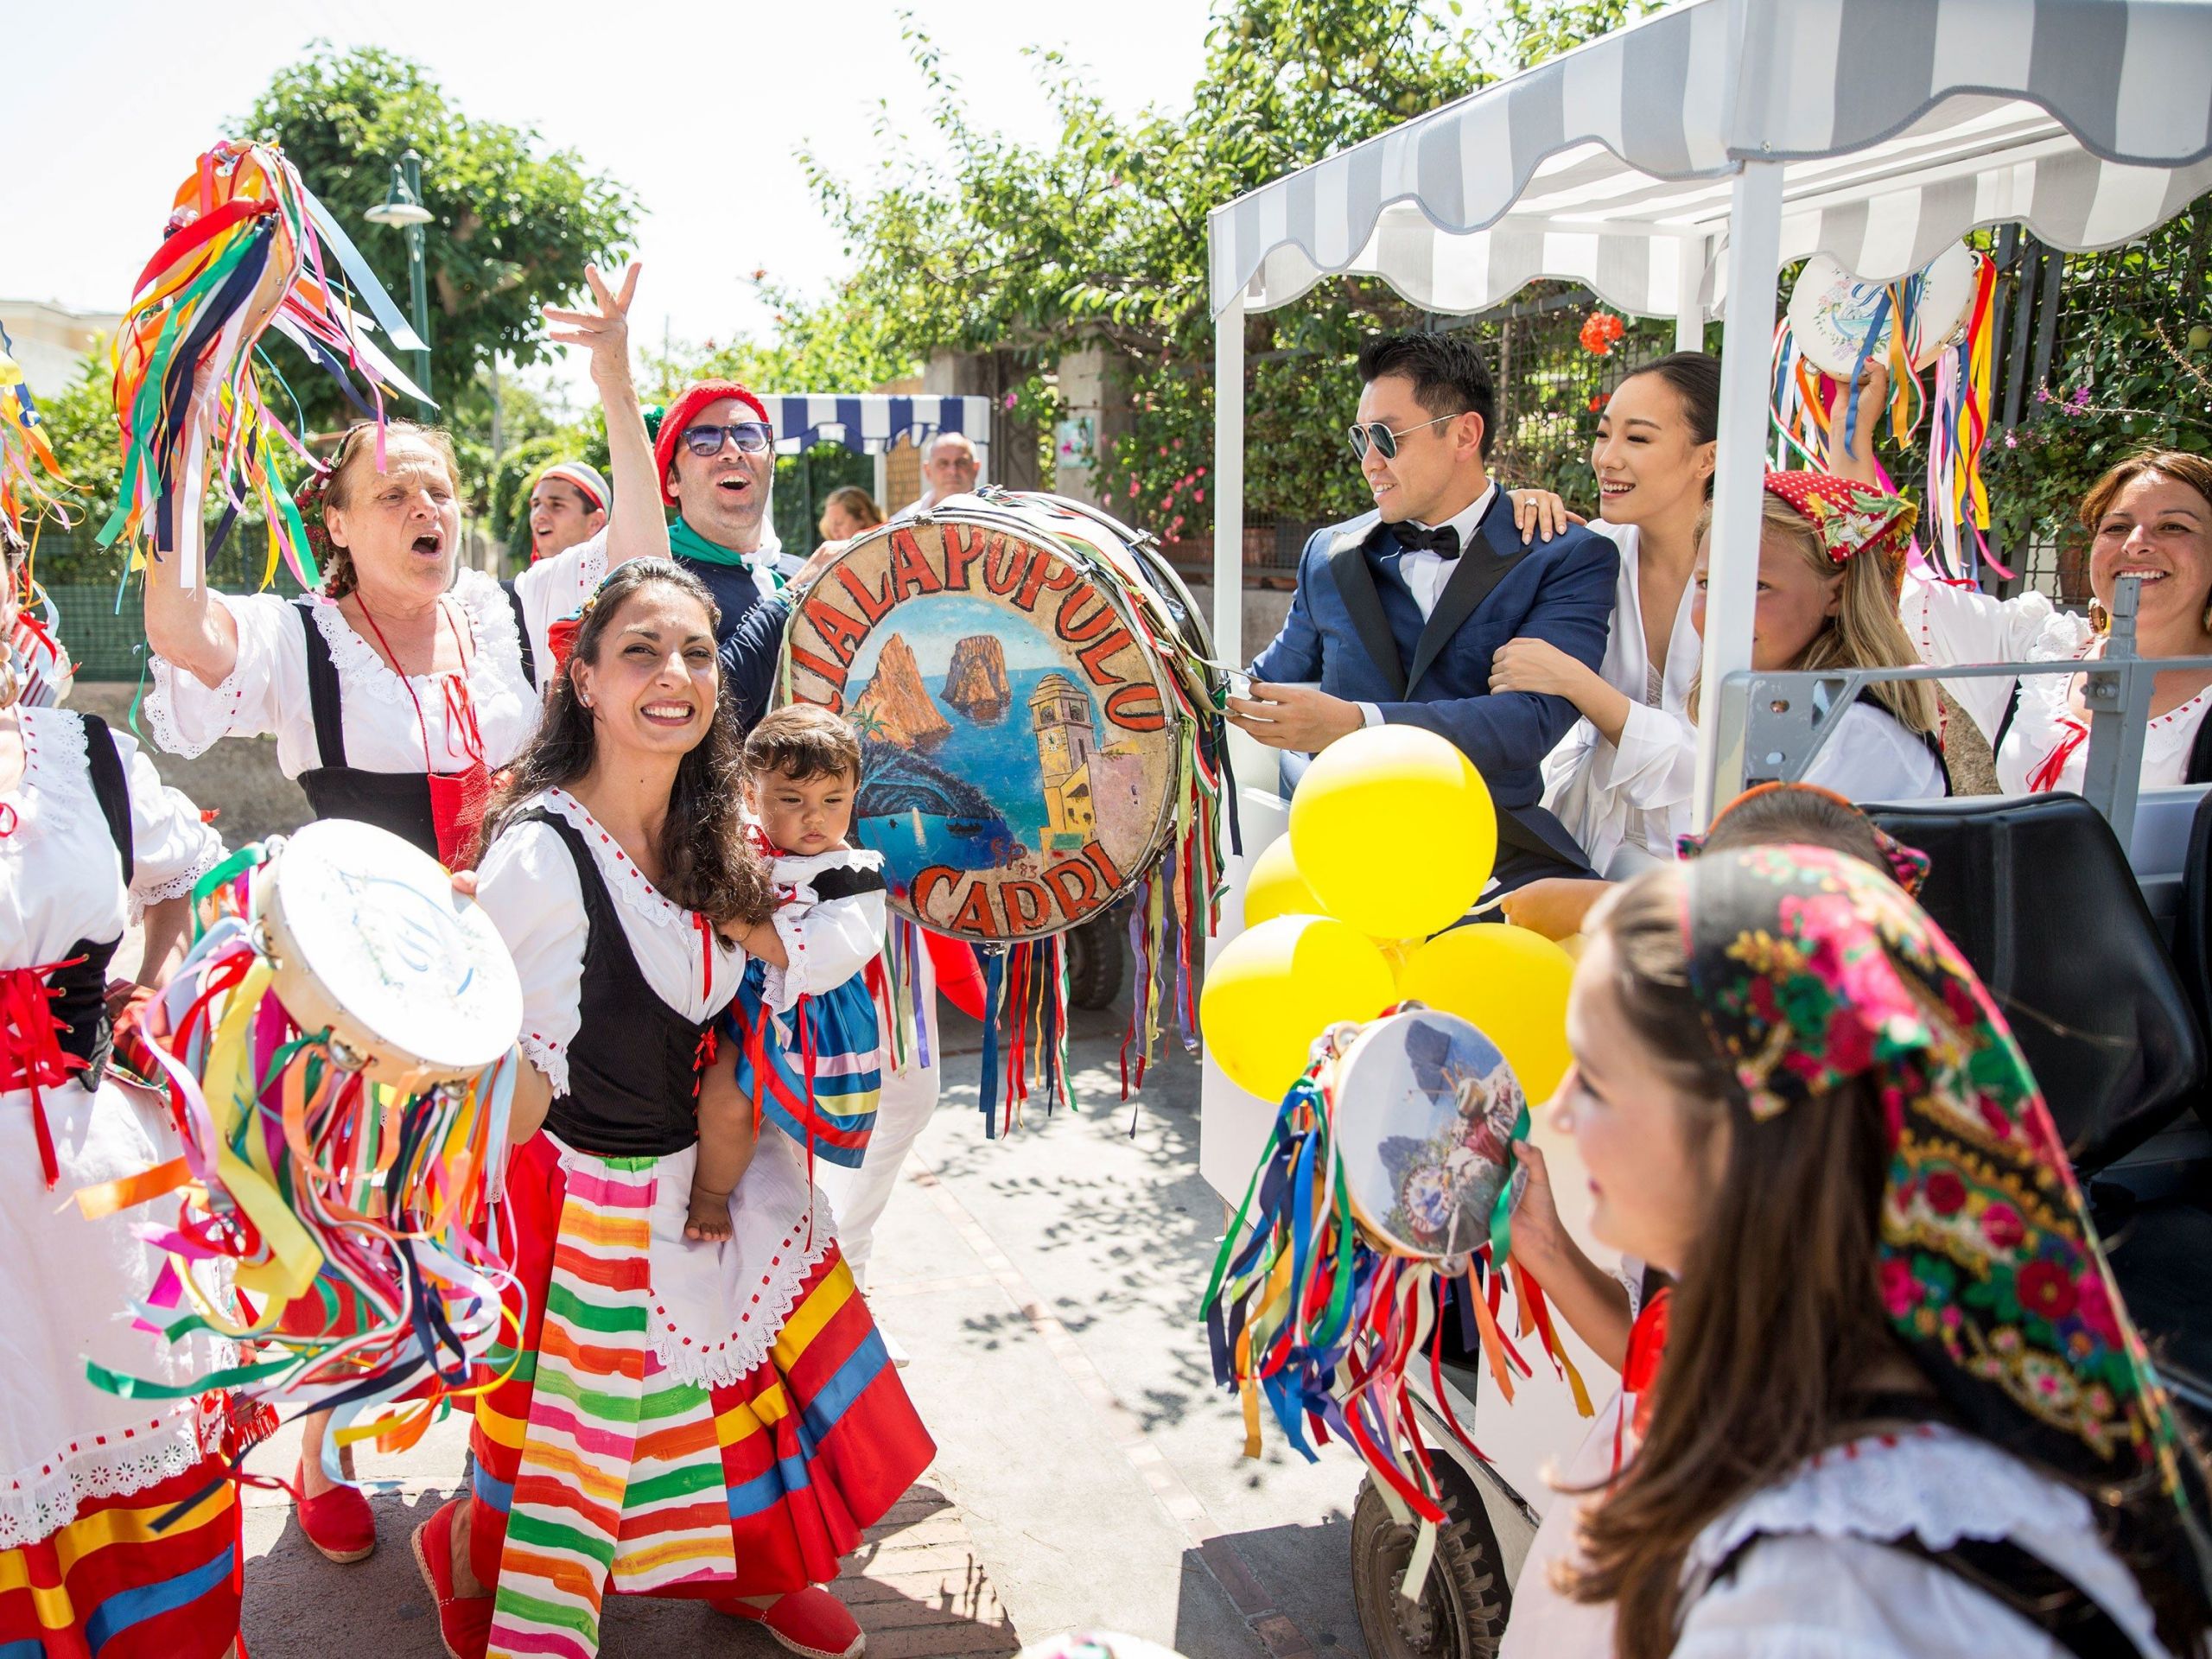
[776,488,1225,944]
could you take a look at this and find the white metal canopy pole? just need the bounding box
[1674,234,1707,352]
[1212,293,1247,672]
[1693,159,1784,825]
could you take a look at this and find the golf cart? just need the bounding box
[1196,4,2212,1651]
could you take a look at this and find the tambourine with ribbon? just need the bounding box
[79,819,524,1475]
[1773,243,2002,582]
[1203,1006,1589,1599]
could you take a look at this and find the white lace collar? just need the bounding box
[539,788,692,935]
[1687,1424,2094,1574]
[14,702,87,795]
[304,569,524,708]
[2018,611,2212,740]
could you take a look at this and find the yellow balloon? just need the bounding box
[1201,916,1397,1101]
[1290,727,1497,940]
[1376,938,1415,990]
[1401,924,1576,1101]
[1242,836,1322,929]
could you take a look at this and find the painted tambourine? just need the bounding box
[1329,1007,1528,1261]
[776,488,1222,944]
[251,818,523,1092]
[1786,244,1980,378]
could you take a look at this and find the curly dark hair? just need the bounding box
[479,558,774,931]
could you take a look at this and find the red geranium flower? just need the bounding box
[1588,392,1609,413]
[2017,1259,2078,1322]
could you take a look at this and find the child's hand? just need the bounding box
[1510,1139,1570,1281]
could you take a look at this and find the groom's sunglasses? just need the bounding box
[1346,410,1460,461]
[682,420,774,457]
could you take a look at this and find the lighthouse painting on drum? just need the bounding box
[776,516,1182,943]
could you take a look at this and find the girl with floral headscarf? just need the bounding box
[1684,471,1951,804]
[1525,845,2211,1658]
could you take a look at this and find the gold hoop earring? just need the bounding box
[2089,599,2110,635]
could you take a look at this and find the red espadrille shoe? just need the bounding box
[713,1587,864,1659]
[295,1460,376,1562]
[410,1497,494,1659]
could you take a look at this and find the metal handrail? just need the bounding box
[1717,576,2210,845]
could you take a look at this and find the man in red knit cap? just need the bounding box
[649,378,805,644]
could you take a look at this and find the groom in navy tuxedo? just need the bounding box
[1228,332,1618,889]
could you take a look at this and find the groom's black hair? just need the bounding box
[1357,332,1497,460]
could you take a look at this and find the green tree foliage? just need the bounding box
[730,0,1656,534]
[243,45,639,445]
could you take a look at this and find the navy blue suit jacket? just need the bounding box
[1249,493,1618,867]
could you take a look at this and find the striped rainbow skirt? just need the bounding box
[468,1132,932,1657]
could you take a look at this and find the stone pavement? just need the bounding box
[236,1007,1371,1659]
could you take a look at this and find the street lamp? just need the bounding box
[363,149,435,413]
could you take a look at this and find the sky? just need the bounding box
[3,0,1216,402]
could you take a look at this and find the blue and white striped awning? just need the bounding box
[763,394,993,457]
[1209,0,2212,320]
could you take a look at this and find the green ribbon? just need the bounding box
[1489,1101,1533,1267]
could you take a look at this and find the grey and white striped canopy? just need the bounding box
[1208,0,2212,319]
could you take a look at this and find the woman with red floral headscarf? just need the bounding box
[1518,844,2212,1658]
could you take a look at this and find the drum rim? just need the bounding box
[777,499,1195,943]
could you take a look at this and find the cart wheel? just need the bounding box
[1350,1473,1510,1659]
[1065,912,1126,1011]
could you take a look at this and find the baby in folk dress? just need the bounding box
[688,704,887,1240]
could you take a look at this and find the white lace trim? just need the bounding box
[541,790,689,932]
[19,702,88,784]
[0,1406,220,1550]
[645,1192,839,1389]
[143,613,253,761]
[519,1030,571,1099]
[1686,1425,2095,1577]
[128,839,224,928]
[306,570,520,709]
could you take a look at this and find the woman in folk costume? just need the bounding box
[1837,370,2212,794]
[0,514,243,1656]
[1497,782,1932,1657]
[1516,843,2212,1657]
[416,558,933,1659]
[137,264,661,1561]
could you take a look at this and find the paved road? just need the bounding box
[236,1007,1373,1659]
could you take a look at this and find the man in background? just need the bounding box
[526,460,608,562]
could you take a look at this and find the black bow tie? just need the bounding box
[1394,523,1460,558]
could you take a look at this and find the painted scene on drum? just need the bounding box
[783,518,1179,942]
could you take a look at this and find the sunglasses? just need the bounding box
[1346,410,1462,461]
[682,420,774,458]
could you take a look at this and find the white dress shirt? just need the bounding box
[1357,483,1498,728]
